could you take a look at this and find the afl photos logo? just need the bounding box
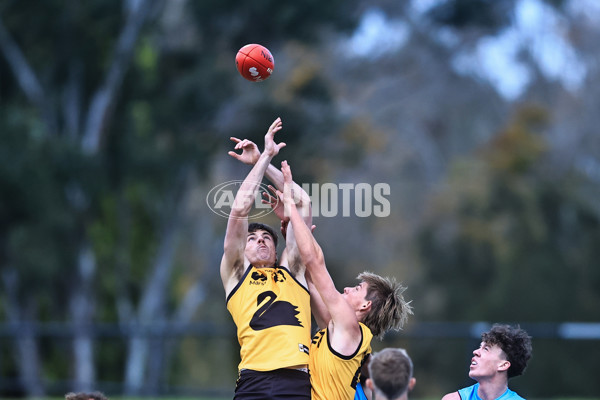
[206,180,278,219]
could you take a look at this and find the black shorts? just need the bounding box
[234,368,311,400]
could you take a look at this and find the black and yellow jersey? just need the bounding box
[227,265,311,371]
[309,322,373,400]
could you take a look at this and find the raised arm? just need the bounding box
[306,271,331,329]
[264,165,312,277]
[229,120,312,277]
[229,135,311,225]
[264,164,312,224]
[281,161,362,355]
[220,118,285,296]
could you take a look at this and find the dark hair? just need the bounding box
[248,222,278,248]
[65,392,108,400]
[482,324,532,378]
[369,348,413,399]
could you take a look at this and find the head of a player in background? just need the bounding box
[470,324,532,381]
[65,392,109,400]
[367,348,416,400]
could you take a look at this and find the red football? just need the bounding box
[235,44,275,82]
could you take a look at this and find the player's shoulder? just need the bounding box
[504,388,526,400]
[441,391,461,400]
[279,253,307,280]
[222,261,251,298]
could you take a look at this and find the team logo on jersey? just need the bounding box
[250,271,268,285]
[250,290,304,330]
[272,270,286,282]
[249,269,286,285]
[312,329,325,347]
[299,343,309,355]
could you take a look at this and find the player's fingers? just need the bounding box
[228,151,240,160]
[267,185,277,195]
[234,141,245,150]
[261,191,273,201]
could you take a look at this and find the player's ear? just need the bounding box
[498,360,511,372]
[361,300,372,311]
[366,378,374,391]
[408,377,417,391]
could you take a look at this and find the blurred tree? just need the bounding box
[0,0,360,396]
[416,107,600,320]
[3,0,600,397]
[413,106,600,395]
[426,0,567,32]
[307,0,600,397]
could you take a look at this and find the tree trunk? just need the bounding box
[124,166,190,395]
[1,269,44,397]
[70,243,97,391]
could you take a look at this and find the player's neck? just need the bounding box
[251,261,276,268]
[477,379,508,400]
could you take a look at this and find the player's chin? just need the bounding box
[257,250,275,261]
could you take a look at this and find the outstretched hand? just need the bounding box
[263,117,286,158]
[228,137,260,165]
[262,185,287,222]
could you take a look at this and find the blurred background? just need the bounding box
[1,0,599,398]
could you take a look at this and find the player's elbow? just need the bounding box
[304,252,325,273]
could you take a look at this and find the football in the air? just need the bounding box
[235,44,274,82]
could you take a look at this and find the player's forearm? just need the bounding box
[231,153,272,216]
[289,203,322,273]
[266,164,312,222]
[289,202,341,305]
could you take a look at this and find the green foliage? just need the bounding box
[426,0,567,32]
[0,0,361,396]
[189,0,358,48]
[427,0,513,31]
[0,108,102,304]
[1,0,123,100]
[417,106,600,323]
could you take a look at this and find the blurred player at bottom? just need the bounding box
[366,348,416,400]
